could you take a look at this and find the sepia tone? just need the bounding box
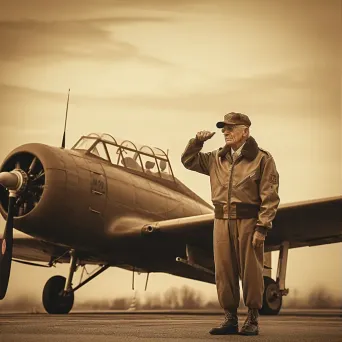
[0,0,341,340]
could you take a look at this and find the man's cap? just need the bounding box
[216,112,251,128]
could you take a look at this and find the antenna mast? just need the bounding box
[61,88,70,149]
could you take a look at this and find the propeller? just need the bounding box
[0,171,22,299]
[0,155,45,218]
[0,154,43,299]
[0,193,15,299]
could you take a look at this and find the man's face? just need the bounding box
[222,125,247,147]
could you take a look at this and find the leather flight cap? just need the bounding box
[216,112,251,128]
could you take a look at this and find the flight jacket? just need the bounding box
[181,136,280,235]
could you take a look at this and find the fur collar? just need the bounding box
[217,136,259,161]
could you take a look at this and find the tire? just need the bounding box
[42,275,74,314]
[259,276,282,315]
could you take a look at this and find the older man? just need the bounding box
[181,112,280,336]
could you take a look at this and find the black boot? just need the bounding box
[209,311,238,335]
[239,308,259,335]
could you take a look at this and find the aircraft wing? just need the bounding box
[3,232,103,266]
[5,196,341,284]
[137,196,341,284]
[141,196,342,253]
[266,196,342,250]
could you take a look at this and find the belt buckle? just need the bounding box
[229,204,236,219]
[223,204,228,219]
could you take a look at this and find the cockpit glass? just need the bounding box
[89,142,109,161]
[72,137,97,150]
[72,133,175,181]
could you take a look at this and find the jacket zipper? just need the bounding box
[227,156,240,216]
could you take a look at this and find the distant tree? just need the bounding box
[307,287,337,309]
[109,297,130,310]
[0,294,42,313]
[178,285,203,309]
[142,293,163,309]
[163,287,180,309]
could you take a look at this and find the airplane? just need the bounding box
[0,131,341,315]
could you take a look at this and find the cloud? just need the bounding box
[0,83,65,101]
[0,17,172,65]
[1,63,339,114]
[86,65,340,113]
[0,84,60,131]
[0,0,209,21]
[0,62,339,125]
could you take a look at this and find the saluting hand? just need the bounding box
[196,131,215,142]
[252,231,265,248]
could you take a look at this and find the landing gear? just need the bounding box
[42,249,110,314]
[259,276,282,315]
[43,275,74,314]
[259,241,289,315]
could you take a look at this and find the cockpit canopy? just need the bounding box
[72,133,175,181]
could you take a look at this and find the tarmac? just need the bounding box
[0,310,341,342]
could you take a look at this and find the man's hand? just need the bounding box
[252,231,265,248]
[196,131,215,142]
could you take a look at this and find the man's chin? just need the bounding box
[225,141,233,146]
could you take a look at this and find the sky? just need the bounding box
[0,0,341,308]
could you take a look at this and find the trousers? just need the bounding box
[213,218,264,312]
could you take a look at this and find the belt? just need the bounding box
[214,203,259,219]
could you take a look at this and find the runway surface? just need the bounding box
[0,310,341,342]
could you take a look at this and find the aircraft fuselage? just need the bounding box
[0,143,213,269]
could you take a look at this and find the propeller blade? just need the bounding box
[27,157,37,175]
[33,171,44,182]
[0,195,15,299]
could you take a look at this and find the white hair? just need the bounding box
[238,125,250,138]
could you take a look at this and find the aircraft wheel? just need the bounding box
[259,276,282,315]
[42,275,74,314]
